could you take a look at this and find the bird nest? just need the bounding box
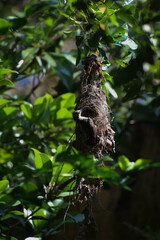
[73,54,115,159]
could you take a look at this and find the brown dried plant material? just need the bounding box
[73,54,115,159]
[72,55,115,240]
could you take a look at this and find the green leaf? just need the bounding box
[22,182,38,194]
[118,155,130,170]
[133,159,151,170]
[95,166,119,179]
[58,191,75,197]
[56,108,72,120]
[111,27,126,41]
[32,148,52,170]
[52,199,64,207]
[18,182,39,202]
[0,180,9,193]
[0,79,14,87]
[60,162,73,176]
[42,52,56,67]
[0,107,17,123]
[32,94,52,124]
[44,17,54,27]
[116,53,133,67]
[103,72,113,84]
[48,53,76,90]
[33,94,51,116]
[0,18,12,34]
[110,13,118,26]
[117,10,136,26]
[68,0,76,11]
[0,99,10,108]
[56,162,74,184]
[0,69,18,76]
[33,208,46,228]
[11,210,24,216]
[122,53,133,64]
[124,5,136,15]
[116,59,127,67]
[51,93,75,110]
[22,47,39,59]
[21,102,33,119]
[102,83,109,100]
[51,93,75,126]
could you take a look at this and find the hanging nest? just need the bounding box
[73,54,115,159]
[72,54,115,206]
[71,54,115,239]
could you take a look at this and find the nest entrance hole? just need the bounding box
[81,106,98,118]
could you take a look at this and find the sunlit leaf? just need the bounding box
[110,13,118,26]
[0,180,9,193]
[118,155,130,170]
[111,27,126,41]
[58,191,75,197]
[0,107,17,123]
[32,94,52,123]
[21,102,33,119]
[68,0,77,11]
[133,159,151,170]
[0,69,18,76]
[32,148,52,170]
[33,208,46,228]
[0,99,10,108]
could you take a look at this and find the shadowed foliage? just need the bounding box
[0,0,160,239]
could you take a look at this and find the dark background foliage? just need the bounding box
[0,0,160,239]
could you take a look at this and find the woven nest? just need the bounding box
[70,55,116,239]
[73,54,115,158]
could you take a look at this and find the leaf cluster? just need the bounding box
[0,0,160,239]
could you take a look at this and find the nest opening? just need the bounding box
[81,106,98,118]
